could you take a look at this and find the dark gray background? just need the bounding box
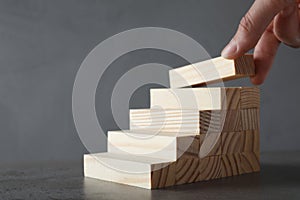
[0,0,299,165]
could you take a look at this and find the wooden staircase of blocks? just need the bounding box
[84,54,260,189]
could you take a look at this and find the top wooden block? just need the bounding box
[169,54,255,88]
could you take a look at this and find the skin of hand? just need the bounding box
[221,0,300,85]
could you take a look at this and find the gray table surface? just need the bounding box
[0,151,300,200]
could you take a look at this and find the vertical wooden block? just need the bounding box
[240,152,260,174]
[241,130,260,152]
[175,156,200,185]
[240,87,260,109]
[178,135,200,159]
[221,153,242,177]
[200,133,222,158]
[240,109,260,130]
[221,132,242,154]
[151,162,176,188]
[221,88,241,110]
[199,156,222,181]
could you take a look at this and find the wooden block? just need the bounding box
[241,109,260,130]
[108,130,200,161]
[84,153,175,189]
[221,153,242,177]
[199,133,222,158]
[221,132,242,154]
[240,87,260,108]
[175,156,200,185]
[200,110,241,133]
[150,87,259,110]
[130,108,257,134]
[240,152,260,174]
[199,156,222,181]
[151,162,176,188]
[169,54,255,88]
[241,130,260,152]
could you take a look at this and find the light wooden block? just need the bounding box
[84,153,175,189]
[221,132,242,154]
[199,155,222,181]
[130,108,258,134]
[240,152,260,174]
[221,153,242,177]
[169,54,255,88]
[108,130,200,161]
[150,87,259,110]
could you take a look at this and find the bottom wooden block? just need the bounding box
[240,152,260,174]
[221,153,242,177]
[84,153,175,189]
[84,151,260,189]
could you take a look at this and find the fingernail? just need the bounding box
[221,40,237,58]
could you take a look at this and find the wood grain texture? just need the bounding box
[199,156,222,181]
[240,152,260,174]
[241,109,260,130]
[169,54,255,88]
[150,87,260,110]
[221,132,242,154]
[200,133,222,157]
[199,110,241,133]
[241,130,260,152]
[221,153,242,177]
[175,156,200,185]
[240,87,260,109]
[130,108,258,134]
[151,162,176,188]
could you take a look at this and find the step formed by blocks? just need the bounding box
[150,87,259,110]
[169,54,255,88]
[84,54,261,189]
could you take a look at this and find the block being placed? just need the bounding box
[169,54,255,88]
[150,87,259,110]
[107,130,200,161]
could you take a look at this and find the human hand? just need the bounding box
[222,0,300,85]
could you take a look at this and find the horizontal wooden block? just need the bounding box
[130,108,258,134]
[221,132,242,154]
[199,155,222,181]
[240,152,260,174]
[84,153,175,189]
[150,87,259,110]
[221,153,242,177]
[241,130,260,152]
[108,130,200,161]
[169,54,255,88]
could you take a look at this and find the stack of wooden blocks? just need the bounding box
[84,54,260,189]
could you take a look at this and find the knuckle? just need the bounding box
[239,12,256,35]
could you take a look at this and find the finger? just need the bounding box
[222,0,295,59]
[274,3,300,48]
[251,24,281,85]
